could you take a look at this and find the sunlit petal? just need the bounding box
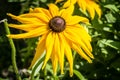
[8,24,45,31]
[30,34,47,68]
[67,16,89,25]
[20,13,50,23]
[64,38,73,77]
[63,0,71,8]
[77,0,86,12]
[55,0,63,4]
[58,33,65,74]
[51,51,58,75]
[32,8,51,17]
[72,43,92,63]
[61,0,101,19]
[61,5,74,22]
[42,32,54,69]
[87,5,95,19]
[7,26,48,39]
[54,33,64,74]
[48,4,59,17]
[7,13,40,24]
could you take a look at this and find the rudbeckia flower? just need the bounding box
[56,0,102,19]
[7,4,94,76]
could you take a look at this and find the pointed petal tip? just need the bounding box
[6,35,9,37]
[61,70,64,75]
[6,35,11,38]
[70,66,73,77]
[53,72,57,76]
[7,13,18,19]
[70,72,73,77]
[91,55,94,59]
[6,34,17,39]
[48,3,56,7]
[7,13,15,17]
[29,8,33,12]
[55,0,63,4]
[88,59,93,63]
[7,13,11,16]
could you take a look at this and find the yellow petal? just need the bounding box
[63,28,82,45]
[66,25,93,60]
[20,13,50,23]
[34,8,52,18]
[51,51,58,75]
[7,13,40,24]
[87,5,95,19]
[77,0,86,12]
[51,33,59,75]
[58,33,65,74]
[42,32,54,69]
[67,16,89,25]
[7,26,48,39]
[29,34,47,68]
[29,8,33,13]
[63,0,71,8]
[93,3,102,18]
[86,0,101,19]
[89,1,101,18]
[63,0,76,8]
[59,9,65,16]
[64,38,73,77]
[8,24,45,31]
[65,25,93,57]
[55,0,63,4]
[81,38,92,52]
[54,33,64,74]
[66,25,92,51]
[71,0,77,4]
[77,0,101,19]
[75,26,92,51]
[61,5,74,22]
[67,25,91,41]
[48,4,59,17]
[80,42,94,59]
[72,43,92,63]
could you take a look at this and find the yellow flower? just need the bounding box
[7,4,94,76]
[56,0,102,19]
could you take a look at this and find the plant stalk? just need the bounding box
[3,19,22,80]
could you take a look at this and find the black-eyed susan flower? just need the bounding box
[7,4,94,76]
[56,0,102,19]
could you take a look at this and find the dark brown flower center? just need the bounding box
[49,16,66,32]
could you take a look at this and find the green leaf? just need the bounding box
[100,39,120,50]
[73,69,87,80]
[40,0,47,3]
[30,52,45,79]
[0,78,9,80]
[8,0,25,2]
[105,13,116,23]
[104,4,119,13]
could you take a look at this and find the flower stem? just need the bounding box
[44,66,47,80]
[3,19,22,80]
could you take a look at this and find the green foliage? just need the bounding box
[73,70,87,80]
[0,0,120,80]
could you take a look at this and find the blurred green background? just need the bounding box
[0,0,120,80]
